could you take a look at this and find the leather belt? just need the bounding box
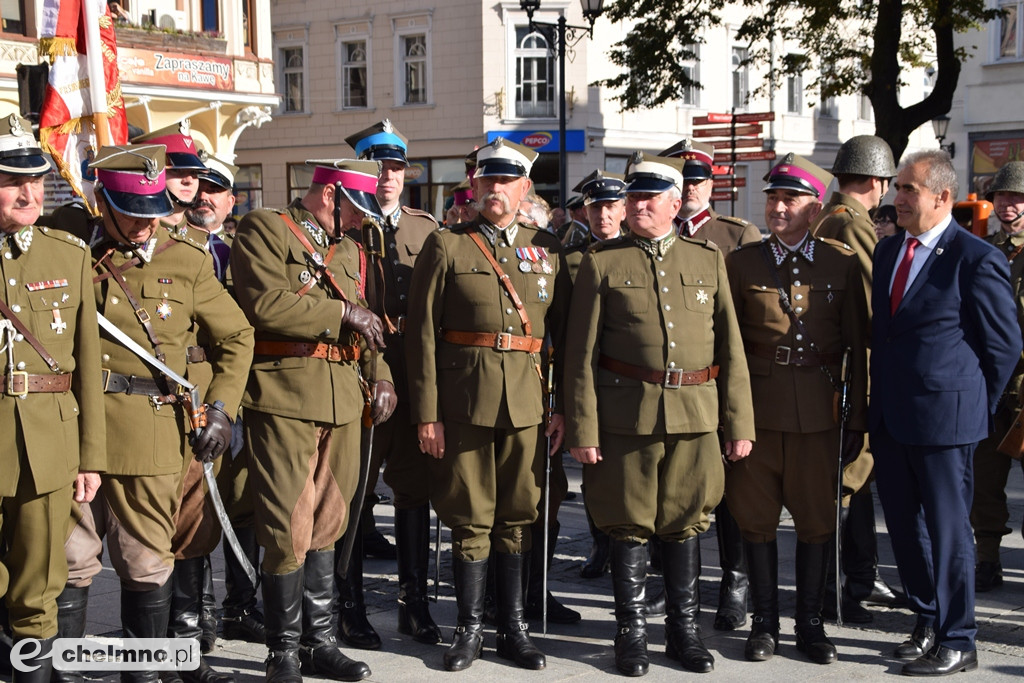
[186,345,208,364]
[744,342,842,367]
[598,355,719,389]
[442,330,543,353]
[253,341,360,362]
[101,369,169,397]
[392,315,407,336]
[3,372,72,396]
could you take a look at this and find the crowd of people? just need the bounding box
[0,107,1022,683]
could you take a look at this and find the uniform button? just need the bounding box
[52,301,59,307]
[795,307,803,313]
[791,256,798,263]
[10,304,19,313]
[625,280,631,285]
[793,280,801,286]
[162,292,169,297]
[499,257,508,263]
[792,267,800,274]
[669,341,676,348]
[506,326,514,333]
[664,304,671,311]
[506,308,513,315]
[111,296,120,304]
[392,259,400,265]
[498,242,507,248]
[471,268,478,272]
[658,270,666,277]
[14,333,23,342]
[16,361,25,370]
[661,286,669,293]
[324,329,331,335]
[7,278,14,285]
[795,334,803,341]
[657,256,663,262]
[614,378,620,384]
[397,276,403,283]
[102,354,110,362]
[399,294,406,301]
[697,279,703,284]
[668,361,676,368]
[797,347,805,352]
[124,251,133,258]
[667,322,674,329]
[3,251,10,259]
[794,294,803,300]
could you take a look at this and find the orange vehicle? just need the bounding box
[953,193,994,236]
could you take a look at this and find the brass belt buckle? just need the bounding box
[6,370,28,397]
[494,332,513,351]
[663,368,683,389]
[774,346,792,365]
[101,368,112,392]
[328,345,341,362]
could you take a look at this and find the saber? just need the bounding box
[433,516,442,602]
[97,312,257,586]
[542,350,555,634]
[834,347,852,628]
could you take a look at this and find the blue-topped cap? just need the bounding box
[345,119,409,166]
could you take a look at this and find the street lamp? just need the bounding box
[932,114,956,159]
[520,0,605,210]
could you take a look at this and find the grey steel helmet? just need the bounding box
[830,135,897,179]
[986,161,1024,201]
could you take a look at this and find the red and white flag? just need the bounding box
[39,0,128,214]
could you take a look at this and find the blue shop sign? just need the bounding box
[486,130,585,153]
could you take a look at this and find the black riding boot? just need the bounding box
[121,580,172,683]
[443,558,487,671]
[494,552,546,670]
[333,530,381,650]
[221,526,265,643]
[52,585,88,683]
[743,540,779,662]
[395,505,441,644]
[299,550,371,681]
[610,540,649,677]
[262,567,303,683]
[580,494,611,579]
[662,538,714,673]
[713,501,748,630]
[199,555,217,654]
[795,541,837,664]
[13,636,54,683]
[524,520,580,624]
[165,557,235,683]
[824,504,872,623]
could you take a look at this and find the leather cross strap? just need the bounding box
[92,239,179,283]
[278,213,350,302]
[3,371,71,395]
[467,229,534,339]
[0,298,61,372]
[253,340,360,362]
[598,354,719,388]
[96,252,169,364]
[442,330,543,353]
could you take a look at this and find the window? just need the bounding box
[515,27,556,118]
[787,70,802,114]
[402,35,428,104]
[680,45,700,107]
[288,163,313,203]
[392,14,432,107]
[279,45,306,113]
[999,0,1021,59]
[201,0,218,33]
[1,0,25,34]
[342,40,369,109]
[859,93,874,121]
[233,164,263,215]
[242,0,257,53]
[819,93,838,118]
[732,47,749,110]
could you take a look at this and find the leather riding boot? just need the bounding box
[262,567,304,683]
[610,540,649,677]
[333,530,381,650]
[823,505,872,624]
[663,538,714,673]
[444,557,487,671]
[52,585,88,683]
[643,588,666,617]
[648,535,663,573]
[299,550,371,681]
[580,497,611,579]
[494,552,546,670]
[713,501,748,631]
[120,580,172,683]
[199,555,217,654]
[743,540,779,662]
[524,520,581,624]
[482,549,498,626]
[164,557,234,683]
[13,636,54,683]
[221,526,266,644]
[795,541,837,664]
[395,505,441,644]
[360,495,396,561]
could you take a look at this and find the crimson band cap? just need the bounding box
[131,119,206,171]
[306,158,382,218]
[763,153,833,198]
[90,144,172,218]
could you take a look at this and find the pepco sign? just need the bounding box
[522,132,553,148]
[486,130,585,153]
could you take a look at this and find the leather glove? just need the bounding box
[371,380,398,425]
[193,403,233,462]
[341,302,386,351]
[841,429,865,466]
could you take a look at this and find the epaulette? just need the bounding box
[680,235,720,251]
[717,215,752,227]
[168,223,209,251]
[401,205,439,225]
[36,225,89,250]
[732,240,760,253]
[827,205,856,218]
[818,236,855,253]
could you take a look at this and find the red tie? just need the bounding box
[890,237,919,315]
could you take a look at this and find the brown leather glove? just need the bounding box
[193,403,232,462]
[371,380,397,425]
[341,302,386,351]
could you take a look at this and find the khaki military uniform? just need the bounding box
[972,229,1024,562]
[725,235,868,544]
[406,217,569,561]
[676,207,762,256]
[0,226,105,638]
[564,235,754,540]
[346,205,437,510]
[65,224,253,590]
[230,199,391,574]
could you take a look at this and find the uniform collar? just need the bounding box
[676,206,712,238]
[768,233,815,266]
[384,205,401,231]
[2,225,33,254]
[478,219,519,246]
[631,229,676,258]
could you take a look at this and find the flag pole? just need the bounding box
[81,0,109,147]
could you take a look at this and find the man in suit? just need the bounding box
[870,149,1020,676]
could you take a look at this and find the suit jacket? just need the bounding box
[869,221,1021,445]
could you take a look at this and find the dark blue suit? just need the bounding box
[870,221,1020,651]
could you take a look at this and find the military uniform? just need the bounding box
[0,225,105,639]
[676,207,761,255]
